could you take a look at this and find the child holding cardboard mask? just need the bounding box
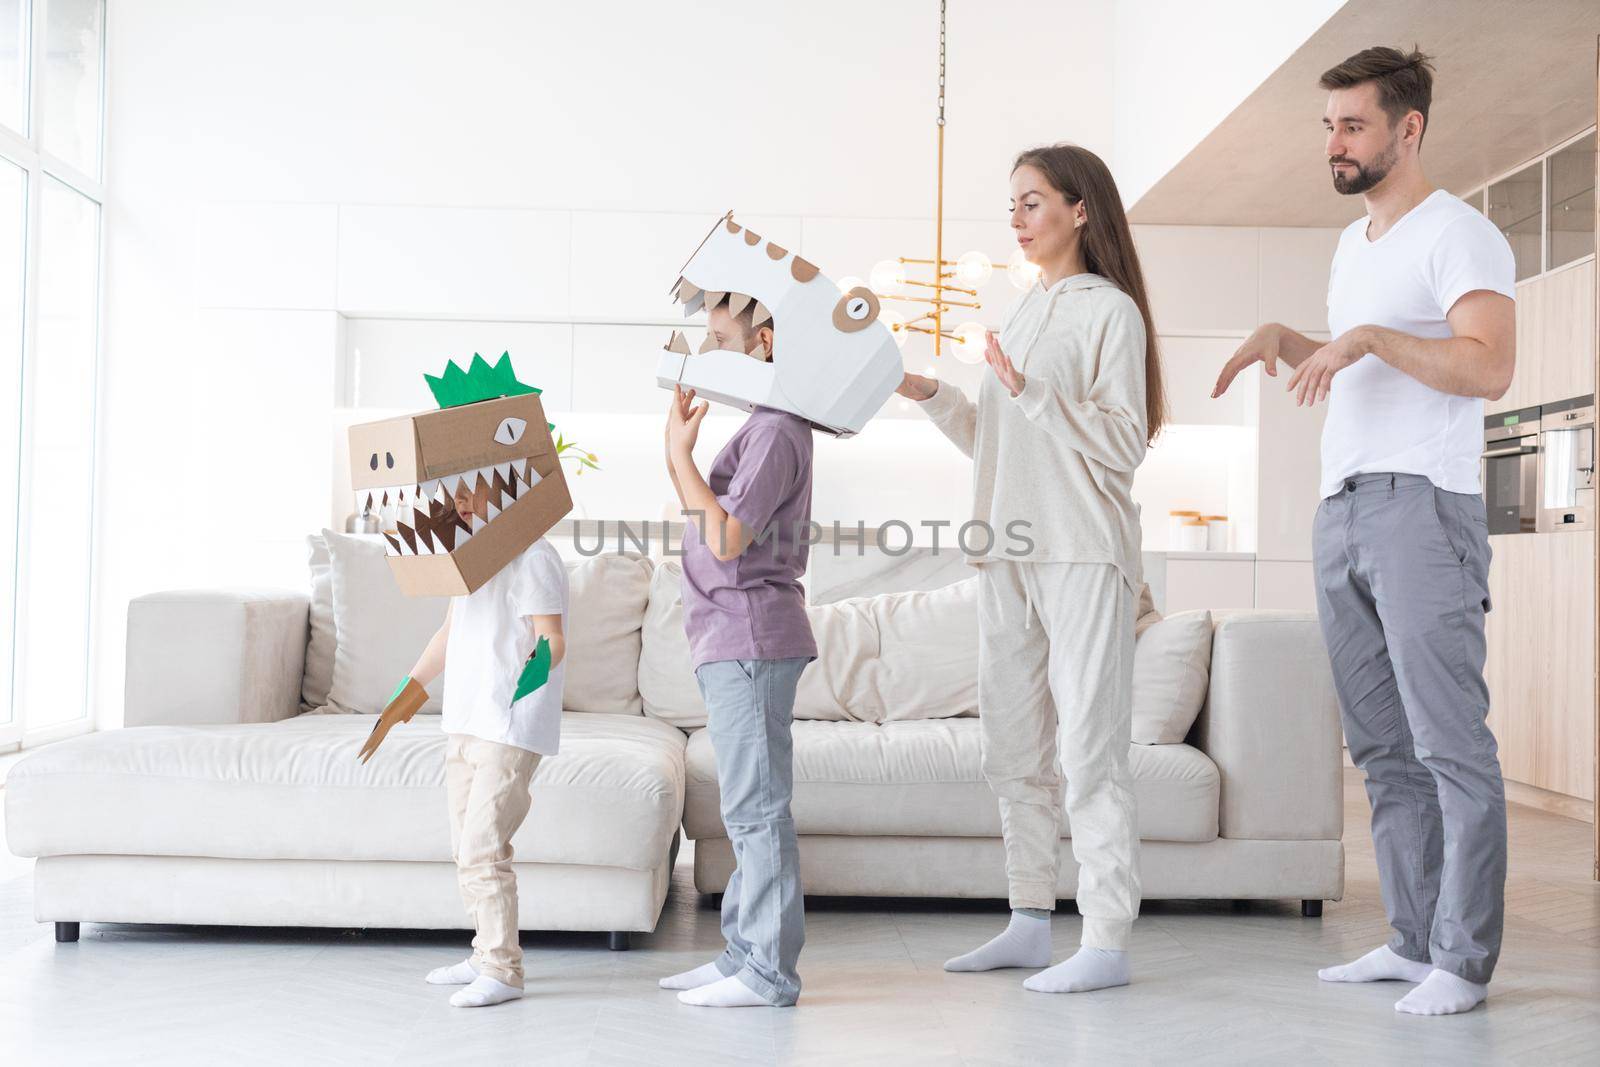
[652,214,901,1008]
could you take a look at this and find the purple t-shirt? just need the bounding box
[680,406,818,670]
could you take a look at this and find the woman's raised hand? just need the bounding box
[984,331,1025,397]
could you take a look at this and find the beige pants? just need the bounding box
[976,560,1141,950]
[444,733,542,986]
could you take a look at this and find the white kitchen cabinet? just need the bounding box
[1164,557,1256,613]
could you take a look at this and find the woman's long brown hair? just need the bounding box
[1013,143,1167,444]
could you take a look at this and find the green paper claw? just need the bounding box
[425,352,541,409]
[512,636,552,704]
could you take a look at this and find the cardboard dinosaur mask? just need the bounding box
[657,212,903,438]
[348,354,573,597]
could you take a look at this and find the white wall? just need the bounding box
[1112,0,1347,207]
[91,1,1342,730]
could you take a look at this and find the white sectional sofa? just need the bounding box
[6,535,1344,947]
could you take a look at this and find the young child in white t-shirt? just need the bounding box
[384,480,569,1009]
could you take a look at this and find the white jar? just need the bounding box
[1168,510,1200,550]
[1178,519,1209,552]
[1204,515,1230,552]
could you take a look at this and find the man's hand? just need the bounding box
[1214,324,1285,398]
[896,372,937,401]
[984,331,1025,397]
[667,384,708,457]
[1285,328,1368,407]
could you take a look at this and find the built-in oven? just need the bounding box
[1536,394,1595,533]
[1482,405,1541,534]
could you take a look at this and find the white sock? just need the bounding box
[1318,945,1433,984]
[676,975,770,1008]
[659,962,725,990]
[1023,947,1130,994]
[1394,969,1488,1016]
[425,958,479,985]
[449,974,523,1008]
[943,911,1052,972]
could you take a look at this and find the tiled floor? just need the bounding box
[1,770,1597,1065]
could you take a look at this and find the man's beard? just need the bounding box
[1330,137,1398,195]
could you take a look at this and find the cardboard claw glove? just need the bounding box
[512,637,552,705]
[358,676,429,763]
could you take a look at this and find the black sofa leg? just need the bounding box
[608,931,631,951]
[55,922,80,942]
[1301,899,1323,918]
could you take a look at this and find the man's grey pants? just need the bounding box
[1313,472,1507,984]
[695,656,811,1006]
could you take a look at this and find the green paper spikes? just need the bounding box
[425,352,541,409]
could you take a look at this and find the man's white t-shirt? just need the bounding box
[442,537,569,755]
[1320,189,1516,499]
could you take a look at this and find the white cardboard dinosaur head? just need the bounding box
[656,212,902,438]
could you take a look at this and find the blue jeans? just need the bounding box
[694,656,810,1006]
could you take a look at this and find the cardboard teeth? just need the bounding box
[727,293,752,317]
[667,331,691,355]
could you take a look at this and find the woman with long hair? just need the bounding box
[899,142,1165,993]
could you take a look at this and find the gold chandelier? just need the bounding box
[848,0,1040,363]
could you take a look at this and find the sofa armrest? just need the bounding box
[124,589,310,727]
[1192,611,1343,841]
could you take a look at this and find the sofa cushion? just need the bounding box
[563,553,654,714]
[319,531,652,715]
[303,534,336,711]
[5,712,685,871]
[325,529,450,714]
[1131,610,1214,744]
[639,560,981,729]
[682,719,1219,843]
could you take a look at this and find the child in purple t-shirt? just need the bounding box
[659,294,817,1008]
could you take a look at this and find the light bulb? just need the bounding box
[870,259,907,295]
[1007,247,1041,291]
[836,275,865,294]
[879,308,909,349]
[954,251,993,286]
[952,321,988,364]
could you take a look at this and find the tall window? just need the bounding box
[0,0,104,751]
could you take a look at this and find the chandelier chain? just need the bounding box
[936,0,946,128]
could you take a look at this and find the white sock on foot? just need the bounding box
[1023,947,1130,994]
[676,975,769,1008]
[449,974,523,1008]
[425,958,479,985]
[1317,945,1433,984]
[1394,969,1488,1016]
[943,911,1052,972]
[659,962,725,990]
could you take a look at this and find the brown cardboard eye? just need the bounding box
[369,453,379,471]
[832,286,881,332]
